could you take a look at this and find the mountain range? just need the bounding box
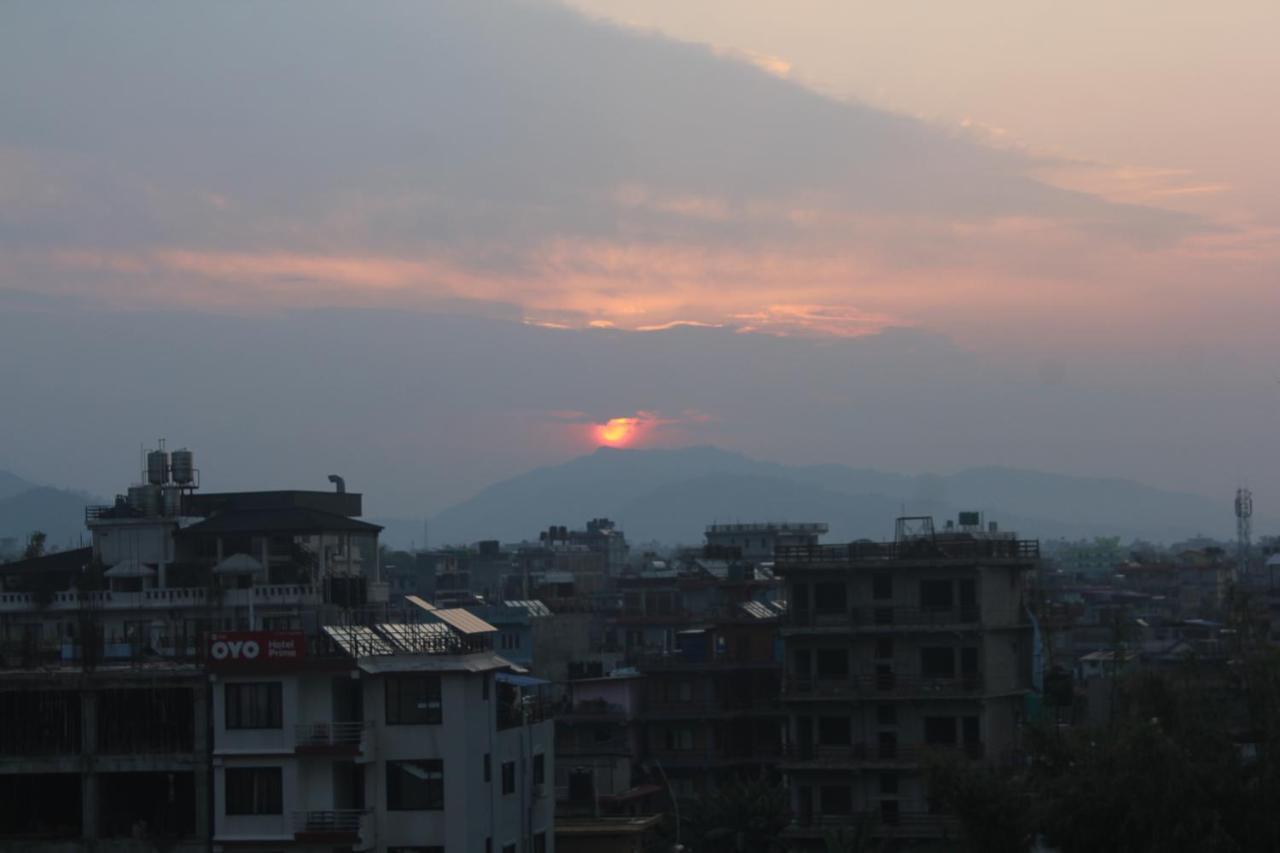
[0,471,99,551]
[402,446,1262,548]
[2,446,1264,553]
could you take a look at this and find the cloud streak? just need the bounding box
[0,0,1242,346]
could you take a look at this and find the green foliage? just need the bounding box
[925,755,1031,853]
[1028,664,1280,853]
[686,773,789,853]
[23,530,46,560]
[821,817,882,853]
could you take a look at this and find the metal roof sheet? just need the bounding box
[323,625,395,656]
[377,622,453,654]
[406,595,436,612]
[357,652,512,675]
[433,608,498,635]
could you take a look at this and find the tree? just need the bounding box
[685,773,789,853]
[925,755,1031,853]
[23,530,46,560]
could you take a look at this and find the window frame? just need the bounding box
[386,759,444,811]
[225,766,283,815]
[385,674,443,725]
[224,682,283,730]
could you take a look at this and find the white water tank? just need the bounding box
[171,449,195,485]
[127,484,161,516]
[146,450,169,485]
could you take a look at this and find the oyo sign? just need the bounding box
[210,637,261,660]
[207,632,305,669]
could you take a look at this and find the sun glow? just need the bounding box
[594,417,640,447]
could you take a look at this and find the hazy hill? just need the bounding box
[418,446,1256,547]
[0,470,35,501]
[0,471,100,550]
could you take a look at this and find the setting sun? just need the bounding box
[594,417,639,447]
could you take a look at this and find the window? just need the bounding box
[225,767,282,815]
[813,582,847,614]
[386,760,444,810]
[817,717,849,746]
[815,648,848,677]
[225,683,282,730]
[920,579,954,609]
[793,648,811,676]
[924,716,957,746]
[872,573,892,600]
[386,675,442,725]
[389,848,444,853]
[502,844,516,853]
[484,753,491,782]
[819,785,851,815]
[880,772,899,795]
[501,761,515,795]
[875,638,894,660]
[482,675,490,701]
[665,728,694,751]
[534,831,548,853]
[876,704,897,726]
[920,647,956,678]
[533,753,545,784]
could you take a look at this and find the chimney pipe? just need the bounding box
[328,474,346,494]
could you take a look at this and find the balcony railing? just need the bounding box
[782,742,984,766]
[788,811,961,839]
[787,605,983,629]
[295,721,369,750]
[785,673,984,698]
[292,810,366,837]
[646,746,781,766]
[0,584,323,613]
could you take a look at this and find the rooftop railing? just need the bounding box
[776,538,1039,567]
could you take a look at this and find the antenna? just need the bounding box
[1235,488,1253,582]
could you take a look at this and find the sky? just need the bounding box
[1,1,1277,522]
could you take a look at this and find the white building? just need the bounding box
[210,618,555,853]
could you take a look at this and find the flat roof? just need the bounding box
[179,506,382,536]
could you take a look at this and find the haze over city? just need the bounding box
[2,0,1277,521]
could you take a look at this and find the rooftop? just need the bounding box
[178,506,382,536]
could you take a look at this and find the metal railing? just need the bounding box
[292,810,366,835]
[783,742,984,765]
[786,605,983,629]
[789,811,961,838]
[785,673,984,698]
[295,721,369,749]
[776,538,1039,567]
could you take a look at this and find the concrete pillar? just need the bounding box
[192,680,212,843]
[81,688,98,840]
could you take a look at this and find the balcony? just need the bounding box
[781,742,984,768]
[632,651,781,671]
[785,605,983,632]
[0,584,323,613]
[784,672,984,700]
[295,721,370,755]
[292,809,368,843]
[646,746,781,768]
[786,811,961,840]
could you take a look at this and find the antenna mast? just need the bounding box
[1235,487,1253,583]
